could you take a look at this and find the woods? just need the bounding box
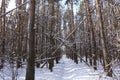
[0,0,120,80]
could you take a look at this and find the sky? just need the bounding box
[7,0,16,11]
[0,0,15,11]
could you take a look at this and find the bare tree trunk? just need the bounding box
[85,0,97,70]
[55,1,61,64]
[95,0,112,77]
[84,0,93,66]
[16,0,23,68]
[0,0,6,69]
[48,0,55,72]
[70,0,78,64]
[25,0,35,80]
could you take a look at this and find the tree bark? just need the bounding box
[70,0,78,64]
[85,0,97,70]
[16,0,23,68]
[48,0,55,72]
[25,0,35,80]
[95,0,112,77]
[0,0,6,69]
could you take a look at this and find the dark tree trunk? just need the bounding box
[85,0,97,70]
[16,0,22,68]
[48,0,55,72]
[25,0,35,80]
[70,0,78,64]
[0,0,6,69]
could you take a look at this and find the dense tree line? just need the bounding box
[0,0,120,80]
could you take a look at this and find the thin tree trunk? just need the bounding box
[70,0,78,64]
[16,0,22,68]
[0,0,6,69]
[48,0,55,72]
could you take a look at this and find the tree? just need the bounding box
[0,0,6,69]
[95,0,112,77]
[16,0,23,68]
[48,0,55,72]
[65,0,78,64]
[25,0,36,80]
[85,0,97,70]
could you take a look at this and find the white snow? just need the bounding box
[0,55,113,80]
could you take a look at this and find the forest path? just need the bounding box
[34,55,110,80]
[2,55,111,80]
[1,55,111,80]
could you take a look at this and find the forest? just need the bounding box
[0,0,120,80]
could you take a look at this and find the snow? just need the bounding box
[0,55,113,80]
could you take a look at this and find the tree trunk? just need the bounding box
[85,0,97,70]
[95,0,112,77]
[25,0,35,80]
[0,0,6,69]
[48,0,55,72]
[70,0,78,64]
[16,0,23,68]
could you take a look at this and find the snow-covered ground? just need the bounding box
[0,55,113,80]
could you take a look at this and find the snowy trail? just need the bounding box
[34,55,111,80]
[0,55,112,80]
